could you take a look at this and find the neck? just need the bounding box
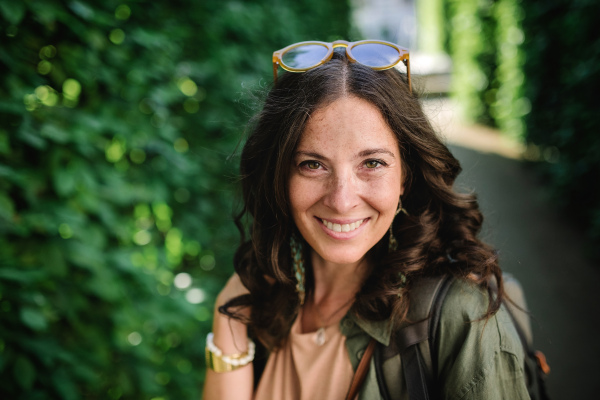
[299,251,370,335]
[309,250,370,305]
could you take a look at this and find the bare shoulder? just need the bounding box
[216,273,250,308]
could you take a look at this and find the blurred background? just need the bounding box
[0,0,598,398]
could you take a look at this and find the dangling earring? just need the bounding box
[389,198,409,298]
[290,235,306,306]
[388,197,408,252]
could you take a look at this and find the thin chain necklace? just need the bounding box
[311,296,355,346]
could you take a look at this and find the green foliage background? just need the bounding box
[520,0,600,256]
[443,0,600,257]
[0,0,350,398]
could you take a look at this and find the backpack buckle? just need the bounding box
[534,350,551,375]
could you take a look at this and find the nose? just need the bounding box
[322,170,360,214]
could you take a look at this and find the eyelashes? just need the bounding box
[301,160,322,170]
[297,159,388,171]
[364,159,387,169]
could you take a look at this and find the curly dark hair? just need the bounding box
[222,50,503,350]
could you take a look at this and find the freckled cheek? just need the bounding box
[367,192,399,216]
[362,178,401,215]
[288,178,323,216]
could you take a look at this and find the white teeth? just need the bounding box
[322,219,365,233]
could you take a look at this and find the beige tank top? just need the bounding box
[254,309,354,400]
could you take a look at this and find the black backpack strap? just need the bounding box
[426,274,454,385]
[401,339,432,400]
[374,342,393,400]
[376,274,455,400]
[380,273,551,400]
[403,274,454,400]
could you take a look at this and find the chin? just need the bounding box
[314,246,369,266]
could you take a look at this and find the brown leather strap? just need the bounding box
[346,338,377,400]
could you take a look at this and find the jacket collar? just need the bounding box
[341,312,394,346]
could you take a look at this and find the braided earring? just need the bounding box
[389,198,409,298]
[289,234,306,306]
[388,197,408,252]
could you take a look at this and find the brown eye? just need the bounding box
[365,160,381,168]
[306,161,321,170]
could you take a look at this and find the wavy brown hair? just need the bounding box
[223,50,504,350]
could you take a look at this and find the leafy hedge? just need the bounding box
[520,0,600,258]
[0,0,350,398]
[444,0,499,127]
[444,0,600,258]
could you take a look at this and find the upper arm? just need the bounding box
[202,274,254,400]
[435,280,530,400]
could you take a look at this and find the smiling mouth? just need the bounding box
[320,218,366,233]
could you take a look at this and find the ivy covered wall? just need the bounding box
[442,0,600,257]
[0,0,351,398]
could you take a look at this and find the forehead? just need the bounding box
[298,96,399,153]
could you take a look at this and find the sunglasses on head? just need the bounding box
[272,39,411,93]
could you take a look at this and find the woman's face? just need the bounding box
[288,96,403,266]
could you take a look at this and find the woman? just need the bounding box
[203,40,530,399]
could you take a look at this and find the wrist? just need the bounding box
[205,332,255,373]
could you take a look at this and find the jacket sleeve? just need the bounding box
[435,279,531,400]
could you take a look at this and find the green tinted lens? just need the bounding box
[351,43,400,68]
[282,44,329,69]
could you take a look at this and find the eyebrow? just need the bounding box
[294,148,396,160]
[357,148,396,158]
[294,151,329,161]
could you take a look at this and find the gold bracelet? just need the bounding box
[205,332,255,373]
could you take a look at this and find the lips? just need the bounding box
[320,218,366,233]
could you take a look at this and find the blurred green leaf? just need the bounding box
[52,368,78,400]
[0,130,11,154]
[0,0,26,25]
[0,268,46,283]
[41,244,68,277]
[52,168,77,197]
[0,194,14,221]
[40,124,70,144]
[13,356,36,390]
[20,307,48,331]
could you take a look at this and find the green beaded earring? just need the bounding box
[290,235,305,306]
[389,197,409,298]
[388,197,408,252]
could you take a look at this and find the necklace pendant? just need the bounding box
[314,327,326,346]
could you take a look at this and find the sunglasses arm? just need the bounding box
[272,56,279,84]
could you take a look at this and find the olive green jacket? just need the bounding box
[340,278,531,399]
